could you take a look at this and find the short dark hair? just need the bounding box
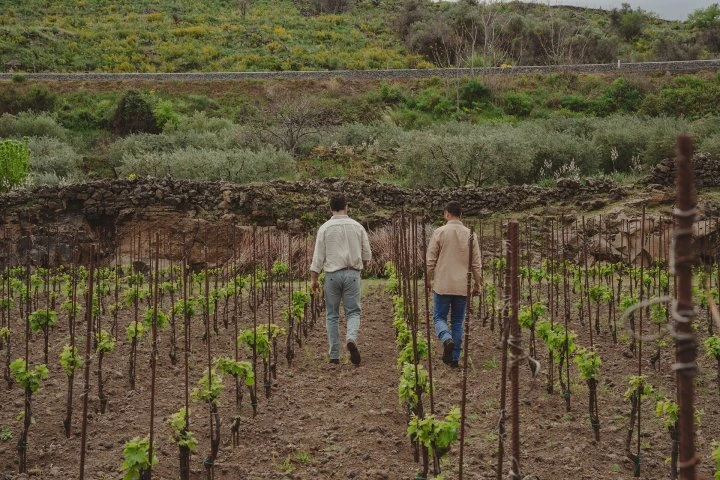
[330,194,347,212]
[445,201,462,217]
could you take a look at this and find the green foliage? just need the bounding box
[519,302,547,330]
[271,260,289,276]
[624,375,654,401]
[650,304,667,326]
[574,347,601,381]
[167,409,198,451]
[238,329,271,360]
[0,112,67,140]
[191,368,224,405]
[655,399,679,429]
[384,261,399,295]
[397,338,429,368]
[110,90,160,136]
[96,329,116,354]
[0,425,12,441]
[712,440,720,480]
[0,327,11,341]
[126,321,146,342]
[124,287,149,307]
[0,137,31,191]
[116,145,294,184]
[501,92,534,117]
[10,359,49,393]
[406,406,461,457]
[143,308,169,329]
[173,298,196,318]
[588,285,612,304]
[705,335,720,359]
[595,78,643,115]
[29,309,58,332]
[59,344,82,376]
[398,362,430,409]
[537,320,576,362]
[0,85,56,115]
[121,436,158,480]
[619,9,646,41]
[214,357,255,386]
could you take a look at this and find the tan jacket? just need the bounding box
[427,219,482,296]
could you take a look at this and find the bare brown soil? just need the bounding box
[0,282,719,480]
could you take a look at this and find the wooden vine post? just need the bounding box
[508,219,522,479]
[674,135,698,480]
[79,245,96,480]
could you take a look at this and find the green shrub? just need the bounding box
[0,138,31,191]
[0,85,56,115]
[116,145,294,183]
[27,136,83,179]
[560,94,591,113]
[594,78,643,115]
[458,79,492,108]
[109,90,160,136]
[412,87,454,116]
[641,76,720,118]
[501,92,534,117]
[379,83,405,104]
[697,134,720,157]
[0,112,68,140]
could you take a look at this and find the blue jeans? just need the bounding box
[324,269,361,360]
[433,293,467,362]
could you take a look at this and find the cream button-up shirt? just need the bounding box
[427,219,483,296]
[310,215,372,273]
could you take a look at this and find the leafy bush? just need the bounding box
[117,145,294,183]
[698,134,720,157]
[10,359,49,393]
[27,136,83,180]
[0,138,31,192]
[109,90,160,136]
[641,76,720,118]
[121,436,158,480]
[458,79,492,108]
[0,85,56,115]
[501,92,534,117]
[594,78,643,115]
[0,112,68,140]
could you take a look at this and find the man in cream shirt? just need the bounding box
[311,194,372,366]
[427,201,482,368]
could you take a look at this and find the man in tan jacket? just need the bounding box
[427,201,482,367]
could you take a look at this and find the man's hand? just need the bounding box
[426,280,432,293]
[311,271,320,294]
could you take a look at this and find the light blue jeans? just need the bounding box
[324,269,361,360]
[433,293,467,362]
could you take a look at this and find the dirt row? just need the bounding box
[0,282,719,479]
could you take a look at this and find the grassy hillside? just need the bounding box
[0,0,427,72]
[0,0,718,72]
[2,71,720,188]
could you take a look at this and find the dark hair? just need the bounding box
[330,194,347,212]
[444,201,462,217]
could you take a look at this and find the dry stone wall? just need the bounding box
[0,177,627,263]
[644,153,720,188]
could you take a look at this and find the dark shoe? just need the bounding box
[329,358,340,365]
[347,341,361,366]
[442,339,454,365]
[450,360,459,368]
